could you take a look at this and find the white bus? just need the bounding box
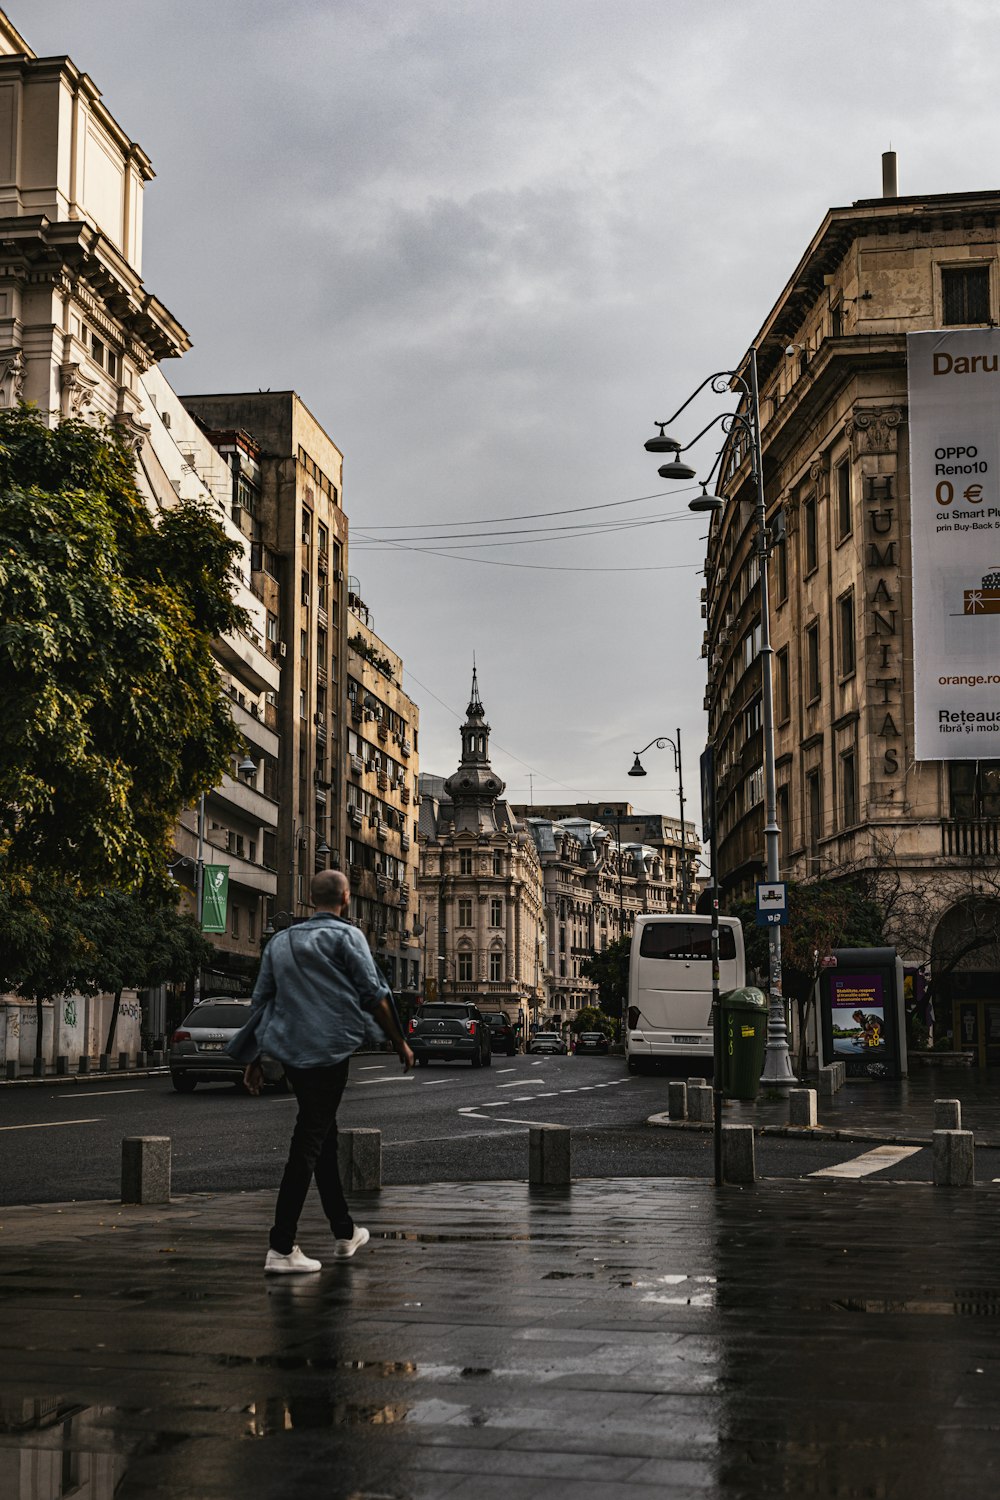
[626,913,746,1073]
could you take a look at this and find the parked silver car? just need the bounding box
[169,997,287,1093]
[527,1030,567,1055]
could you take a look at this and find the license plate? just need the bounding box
[673,1035,704,1046]
[200,1042,226,1051]
[436,1038,454,1045]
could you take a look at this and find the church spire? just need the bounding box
[443,662,505,830]
[468,658,483,718]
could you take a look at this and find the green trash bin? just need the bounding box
[720,987,768,1101]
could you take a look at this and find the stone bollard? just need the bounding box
[32,1057,45,1078]
[688,1084,714,1124]
[135,1051,147,1069]
[934,1098,962,1131]
[337,1128,382,1192]
[55,1055,69,1076]
[933,1129,974,1187]
[721,1125,756,1184]
[819,1061,845,1098]
[79,1055,91,1075]
[667,1081,687,1120]
[149,1050,164,1068]
[529,1124,571,1186]
[118,1051,130,1072]
[121,1136,172,1204]
[687,1076,704,1092]
[98,1053,110,1073]
[4,1060,17,1081]
[788,1088,818,1128]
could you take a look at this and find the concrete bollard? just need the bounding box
[819,1061,845,1098]
[79,1055,91,1075]
[121,1136,172,1204]
[337,1128,382,1192]
[4,1060,17,1081]
[55,1055,69,1076]
[98,1053,110,1073]
[529,1124,571,1186]
[934,1098,962,1131]
[688,1084,714,1124]
[32,1057,45,1078]
[667,1081,687,1120]
[721,1125,756,1184]
[135,1051,147,1069]
[789,1088,818,1128]
[687,1076,704,1091]
[933,1129,974,1187]
[118,1051,130,1072]
[149,1050,164,1068]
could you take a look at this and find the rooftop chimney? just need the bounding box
[882,150,898,199]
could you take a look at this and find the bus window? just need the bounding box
[638,922,737,961]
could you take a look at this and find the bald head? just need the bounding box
[311,868,349,911]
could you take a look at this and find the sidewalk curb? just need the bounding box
[0,1068,170,1088]
[647,1111,1000,1152]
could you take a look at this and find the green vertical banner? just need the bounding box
[201,865,229,933]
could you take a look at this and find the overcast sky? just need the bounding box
[16,0,1000,827]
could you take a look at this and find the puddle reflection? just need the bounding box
[0,1398,128,1500]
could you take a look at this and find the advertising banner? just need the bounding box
[908,329,1000,759]
[829,973,887,1064]
[201,865,229,933]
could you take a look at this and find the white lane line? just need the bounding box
[531,1060,544,1067]
[57,1090,143,1099]
[496,1068,516,1074]
[358,1064,387,1070]
[496,1080,547,1089]
[0,1119,101,1131]
[421,1079,450,1085]
[353,1074,416,1084]
[810,1145,921,1179]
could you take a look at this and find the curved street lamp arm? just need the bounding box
[653,367,749,429]
[632,735,680,769]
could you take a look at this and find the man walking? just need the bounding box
[230,868,414,1273]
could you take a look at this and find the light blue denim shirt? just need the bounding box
[227,913,391,1069]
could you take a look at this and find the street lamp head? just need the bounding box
[643,424,682,454]
[237,754,256,779]
[317,836,330,856]
[627,755,647,778]
[658,458,698,480]
[689,483,725,513]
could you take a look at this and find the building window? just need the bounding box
[949,761,1000,819]
[300,571,309,606]
[777,783,790,852]
[838,589,856,678]
[774,533,788,603]
[803,494,818,575]
[777,647,790,723]
[806,769,822,854]
[457,951,473,983]
[459,849,473,874]
[836,460,852,541]
[942,265,991,325]
[490,897,503,927]
[746,766,764,807]
[300,629,308,659]
[457,898,473,927]
[841,750,858,828]
[744,695,762,740]
[489,949,503,983]
[806,621,821,703]
[231,905,240,940]
[492,850,503,875]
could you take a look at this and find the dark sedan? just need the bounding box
[484,1011,518,1056]
[574,1031,610,1055]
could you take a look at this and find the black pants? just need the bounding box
[270,1061,354,1254]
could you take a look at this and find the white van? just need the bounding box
[626,913,746,1073]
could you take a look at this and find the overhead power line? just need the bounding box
[355,484,699,530]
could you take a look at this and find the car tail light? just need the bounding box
[466,1021,477,1036]
[172,1029,192,1043]
[407,1018,417,1033]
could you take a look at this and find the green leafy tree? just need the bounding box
[730,880,885,1073]
[571,1004,615,1039]
[0,409,247,891]
[579,938,630,1028]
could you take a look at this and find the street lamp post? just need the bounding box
[644,346,795,1090]
[627,729,690,912]
[289,819,331,910]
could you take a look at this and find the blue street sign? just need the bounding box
[755,880,788,927]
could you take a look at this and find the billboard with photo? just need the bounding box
[907,329,1000,759]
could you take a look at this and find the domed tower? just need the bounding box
[444,666,506,833]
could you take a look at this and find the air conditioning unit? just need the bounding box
[701,643,709,657]
[700,587,707,602]
[162,411,171,429]
[278,642,287,658]
[314,713,324,726]
[700,603,708,618]
[334,569,344,581]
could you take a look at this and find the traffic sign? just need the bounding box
[755,880,788,926]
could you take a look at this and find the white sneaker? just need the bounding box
[333,1225,370,1259]
[264,1245,322,1274]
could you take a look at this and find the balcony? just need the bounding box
[941,820,1000,858]
[209,775,279,831]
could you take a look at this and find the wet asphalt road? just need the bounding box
[3,1054,999,1205]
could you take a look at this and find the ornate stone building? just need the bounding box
[417,674,545,1020]
[701,174,1000,1057]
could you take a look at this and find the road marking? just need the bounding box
[531,1060,544,1066]
[358,1064,386,1070]
[0,1119,101,1132]
[810,1145,921,1179]
[421,1079,450,1085]
[496,1068,516,1074]
[353,1074,416,1084]
[56,1090,143,1099]
[496,1079,547,1089]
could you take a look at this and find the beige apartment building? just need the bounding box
[703,175,1000,1057]
[345,581,421,995]
[182,392,350,925]
[418,674,546,1021]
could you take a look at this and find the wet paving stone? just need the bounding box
[1,1178,1000,1496]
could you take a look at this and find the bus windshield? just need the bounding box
[638,922,737,961]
